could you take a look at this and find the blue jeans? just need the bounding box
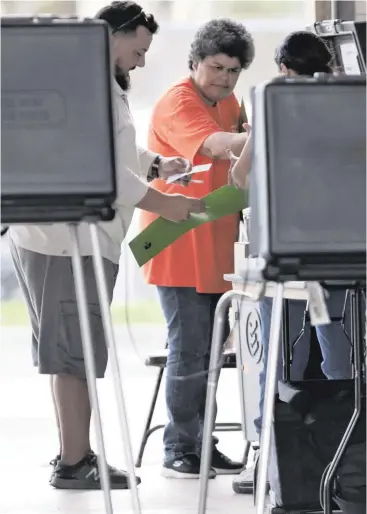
[157,286,229,463]
[254,290,352,434]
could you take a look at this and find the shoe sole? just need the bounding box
[213,467,244,476]
[232,481,253,494]
[161,468,216,479]
[50,477,141,490]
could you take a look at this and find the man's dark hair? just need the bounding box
[275,31,332,76]
[188,19,254,70]
[95,1,159,35]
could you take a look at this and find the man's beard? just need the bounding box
[114,65,131,91]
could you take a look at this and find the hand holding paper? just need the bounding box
[166,163,212,184]
[129,185,248,267]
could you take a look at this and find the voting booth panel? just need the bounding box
[307,20,366,74]
[1,17,141,514]
[250,75,366,282]
[1,16,117,224]
[232,298,262,443]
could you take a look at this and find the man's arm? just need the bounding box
[114,119,204,222]
[137,146,159,179]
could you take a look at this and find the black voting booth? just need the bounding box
[250,75,366,514]
[1,16,116,223]
[1,17,141,514]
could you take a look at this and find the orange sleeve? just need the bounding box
[153,88,222,163]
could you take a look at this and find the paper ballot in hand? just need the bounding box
[166,163,212,184]
[129,185,248,267]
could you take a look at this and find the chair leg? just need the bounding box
[242,440,251,468]
[135,366,165,468]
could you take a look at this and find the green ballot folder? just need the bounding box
[129,185,248,267]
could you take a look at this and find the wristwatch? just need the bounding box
[148,155,161,182]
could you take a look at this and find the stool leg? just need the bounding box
[135,367,165,468]
[242,440,251,468]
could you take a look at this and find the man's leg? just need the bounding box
[316,289,353,380]
[10,244,137,489]
[50,376,62,458]
[53,375,92,465]
[9,238,63,460]
[157,286,219,478]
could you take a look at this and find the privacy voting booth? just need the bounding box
[307,19,366,74]
[198,73,366,514]
[1,16,141,514]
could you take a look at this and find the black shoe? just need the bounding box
[50,450,94,467]
[50,453,141,490]
[211,448,244,475]
[50,454,61,467]
[162,454,216,479]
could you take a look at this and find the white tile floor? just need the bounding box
[0,325,256,514]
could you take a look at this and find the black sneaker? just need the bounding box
[50,453,141,490]
[49,450,94,467]
[162,454,216,479]
[50,454,61,467]
[211,448,243,475]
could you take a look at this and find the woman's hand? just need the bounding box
[227,123,253,190]
[226,149,240,187]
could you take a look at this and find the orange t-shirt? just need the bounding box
[139,77,241,294]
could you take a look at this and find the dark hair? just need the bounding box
[275,31,332,76]
[95,1,159,35]
[188,19,254,70]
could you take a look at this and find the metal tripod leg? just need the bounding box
[256,283,284,514]
[89,224,141,514]
[322,288,363,514]
[198,289,251,514]
[69,225,113,514]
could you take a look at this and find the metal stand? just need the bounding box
[256,283,285,514]
[89,224,141,513]
[70,225,113,514]
[321,287,364,514]
[70,224,142,514]
[197,289,252,514]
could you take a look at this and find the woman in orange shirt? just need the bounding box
[139,19,254,478]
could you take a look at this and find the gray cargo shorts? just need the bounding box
[9,238,118,379]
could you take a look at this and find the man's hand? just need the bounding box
[160,194,205,222]
[158,156,192,184]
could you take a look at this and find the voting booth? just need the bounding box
[307,19,366,75]
[198,74,366,514]
[1,16,141,514]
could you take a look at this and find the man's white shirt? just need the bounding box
[9,79,157,264]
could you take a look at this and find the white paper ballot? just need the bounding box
[339,42,360,75]
[166,163,212,184]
